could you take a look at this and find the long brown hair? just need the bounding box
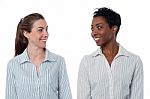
[15,13,44,56]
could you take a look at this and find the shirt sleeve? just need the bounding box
[58,57,72,99]
[130,56,144,99]
[77,56,91,99]
[5,61,18,99]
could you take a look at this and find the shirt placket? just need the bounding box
[35,78,40,98]
[33,63,42,99]
[103,56,114,99]
[109,70,114,99]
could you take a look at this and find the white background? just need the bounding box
[0,0,149,99]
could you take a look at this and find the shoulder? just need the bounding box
[122,47,143,72]
[119,45,143,65]
[8,54,22,64]
[82,48,100,59]
[80,49,100,65]
[46,49,65,62]
[122,46,141,59]
[7,54,22,70]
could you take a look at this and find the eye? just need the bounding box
[38,29,43,32]
[96,25,102,30]
[91,27,94,31]
[46,27,48,32]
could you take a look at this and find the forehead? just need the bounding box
[32,19,47,28]
[91,16,107,25]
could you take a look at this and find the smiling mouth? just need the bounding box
[93,37,102,41]
[40,39,47,42]
[94,38,100,41]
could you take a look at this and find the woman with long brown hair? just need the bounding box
[6,13,72,99]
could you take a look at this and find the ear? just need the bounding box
[23,31,29,38]
[112,26,118,34]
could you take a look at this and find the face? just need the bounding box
[24,19,49,49]
[91,16,116,46]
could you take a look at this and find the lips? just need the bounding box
[93,37,102,41]
[40,39,47,42]
[94,38,100,41]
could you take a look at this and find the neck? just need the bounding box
[27,45,45,60]
[101,40,119,55]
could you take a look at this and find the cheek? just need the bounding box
[31,36,39,42]
[91,32,96,39]
[106,33,114,40]
[91,32,94,37]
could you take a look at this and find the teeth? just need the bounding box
[41,39,47,41]
[94,38,100,41]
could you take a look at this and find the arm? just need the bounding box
[58,58,72,99]
[77,56,91,99]
[5,61,17,99]
[130,56,144,99]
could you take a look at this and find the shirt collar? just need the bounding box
[19,49,30,64]
[44,49,56,62]
[19,48,56,64]
[92,44,130,57]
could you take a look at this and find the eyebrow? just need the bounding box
[37,27,44,29]
[37,26,48,29]
[91,23,103,27]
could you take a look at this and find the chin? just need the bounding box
[39,45,46,49]
[96,42,103,46]
[96,40,106,47]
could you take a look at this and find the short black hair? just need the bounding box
[93,7,121,36]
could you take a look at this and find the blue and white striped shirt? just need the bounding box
[6,49,72,99]
[77,45,143,99]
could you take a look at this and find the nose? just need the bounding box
[91,28,99,37]
[43,30,49,38]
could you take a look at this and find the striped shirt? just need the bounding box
[77,45,143,99]
[6,49,72,99]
